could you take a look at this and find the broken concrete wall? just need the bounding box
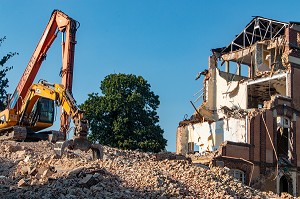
[256,43,271,72]
[176,118,247,155]
[217,70,248,110]
[202,55,218,112]
[176,125,189,155]
[222,118,247,143]
[190,122,214,153]
[205,67,248,115]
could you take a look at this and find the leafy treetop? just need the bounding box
[0,37,17,110]
[80,73,167,153]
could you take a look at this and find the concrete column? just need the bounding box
[176,126,189,155]
[225,61,229,73]
[237,63,241,76]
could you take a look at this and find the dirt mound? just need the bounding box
[0,141,284,198]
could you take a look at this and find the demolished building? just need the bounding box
[176,16,300,196]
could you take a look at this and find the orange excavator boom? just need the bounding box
[9,10,78,137]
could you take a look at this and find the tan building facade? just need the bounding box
[176,17,300,196]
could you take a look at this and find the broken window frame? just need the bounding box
[229,169,246,184]
[276,116,292,161]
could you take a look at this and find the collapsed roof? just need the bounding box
[212,16,289,55]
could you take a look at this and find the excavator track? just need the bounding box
[0,126,27,141]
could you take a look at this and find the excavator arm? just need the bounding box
[9,10,78,138]
[18,81,102,159]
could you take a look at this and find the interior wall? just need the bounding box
[179,118,247,154]
[212,69,247,111]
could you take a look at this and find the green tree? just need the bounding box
[0,37,17,110]
[80,73,167,153]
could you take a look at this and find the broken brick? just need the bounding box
[79,174,97,188]
[17,179,26,187]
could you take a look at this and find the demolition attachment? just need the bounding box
[53,117,103,159]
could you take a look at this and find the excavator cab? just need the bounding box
[28,97,55,131]
[34,97,55,124]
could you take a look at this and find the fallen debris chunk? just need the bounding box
[29,168,38,176]
[20,166,30,175]
[15,150,26,158]
[42,169,54,179]
[17,179,26,187]
[24,156,30,163]
[68,166,84,176]
[79,174,97,188]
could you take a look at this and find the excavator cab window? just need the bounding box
[36,97,55,124]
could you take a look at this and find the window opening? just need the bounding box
[279,175,293,196]
[188,142,194,154]
[276,116,290,160]
[229,169,246,183]
[36,98,54,124]
[277,127,289,157]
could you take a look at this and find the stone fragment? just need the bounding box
[29,167,38,176]
[18,179,26,187]
[37,167,47,175]
[79,174,97,188]
[68,166,84,176]
[24,156,30,163]
[42,169,54,178]
[16,150,26,158]
[5,145,24,152]
[92,173,100,178]
[35,173,42,180]
[20,166,31,175]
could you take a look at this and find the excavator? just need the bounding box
[0,10,102,159]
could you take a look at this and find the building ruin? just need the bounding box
[176,16,300,196]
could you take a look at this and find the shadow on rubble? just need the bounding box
[0,157,16,177]
[5,166,195,199]
[0,157,19,197]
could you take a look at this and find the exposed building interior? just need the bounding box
[176,17,300,196]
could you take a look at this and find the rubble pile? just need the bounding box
[0,141,282,198]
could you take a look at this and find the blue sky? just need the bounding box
[1,0,300,151]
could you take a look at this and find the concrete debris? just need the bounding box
[220,105,248,119]
[0,140,286,198]
[17,178,26,187]
[79,174,97,187]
